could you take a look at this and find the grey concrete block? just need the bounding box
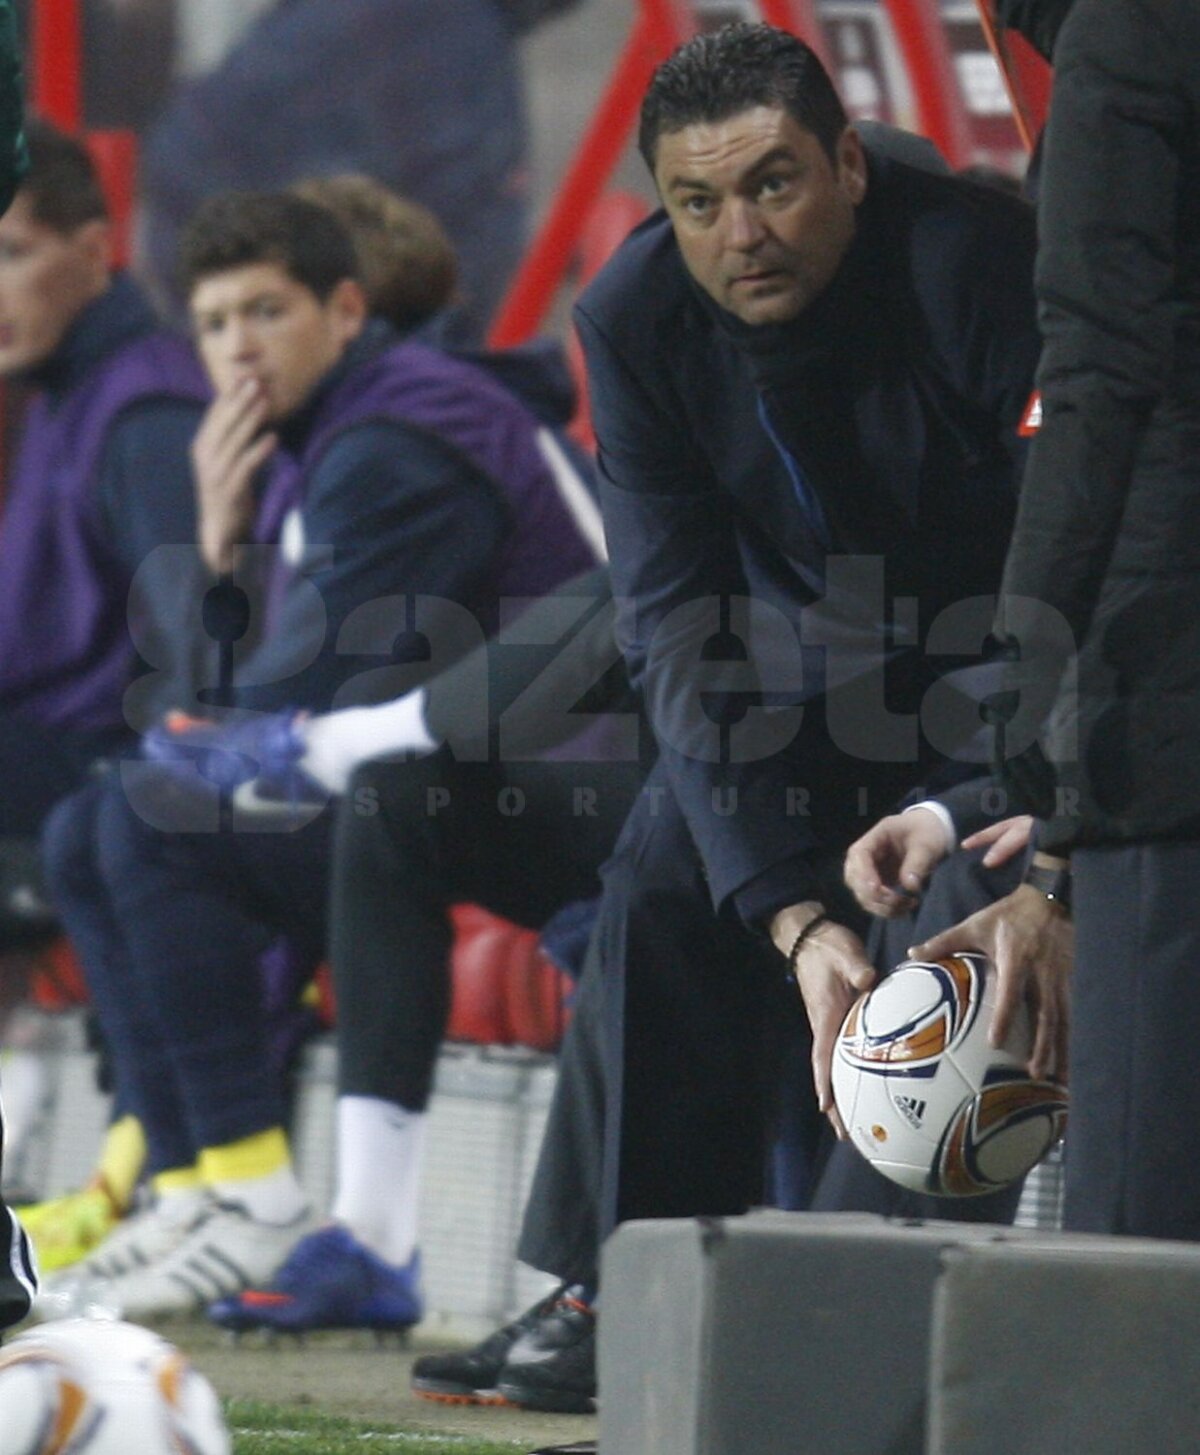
[599,1211,1019,1455]
[930,1235,1200,1455]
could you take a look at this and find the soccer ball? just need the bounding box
[831,953,1068,1196]
[0,1318,230,1455]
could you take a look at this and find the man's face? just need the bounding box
[189,262,365,421]
[654,106,867,326]
[0,193,109,375]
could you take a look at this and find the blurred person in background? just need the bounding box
[137,0,582,339]
[0,117,206,1277]
[291,175,459,340]
[0,119,207,967]
[13,0,176,132]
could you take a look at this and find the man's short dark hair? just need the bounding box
[21,119,109,231]
[178,191,361,301]
[638,22,848,171]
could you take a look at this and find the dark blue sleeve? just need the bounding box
[97,400,203,564]
[230,420,508,714]
[95,399,215,729]
[578,302,828,918]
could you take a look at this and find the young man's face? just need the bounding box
[189,262,365,421]
[654,105,867,326]
[0,193,109,376]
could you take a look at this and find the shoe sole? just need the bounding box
[414,1386,513,1407]
[496,1381,596,1415]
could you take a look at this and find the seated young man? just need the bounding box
[39,189,597,1322]
[178,569,644,1359]
[20,170,592,1276]
[0,119,206,1293]
[16,172,460,1274]
[0,119,207,920]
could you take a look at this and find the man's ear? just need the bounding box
[75,217,113,285]
[329,276,369,342]
[836,126,868,206]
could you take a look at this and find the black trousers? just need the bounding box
[1066,840,1200,1239]
[517,928,610,1285]
[45,749,641,1174]
[331,751,641,1110]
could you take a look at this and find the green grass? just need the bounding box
[227,1398,533,1454]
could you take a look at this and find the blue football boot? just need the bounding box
[141,709,327,815]
[206,1224,422,1335]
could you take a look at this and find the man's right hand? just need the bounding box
[843,806,951,918]
[770,902,876,1138]
[191,376,277,574]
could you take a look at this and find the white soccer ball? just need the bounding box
[0,1317,230,1455]
[831,953,1068,1196]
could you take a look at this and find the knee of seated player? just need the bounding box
[41,782,108,902]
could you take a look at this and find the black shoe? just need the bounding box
[411,1285,565,1404]
[497,1293,597,1414]
[528,1444,597,1454]
[0,1204,35,1333]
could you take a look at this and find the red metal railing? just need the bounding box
[880,0,973,168]
[31,0,82,130]
[29,0,137,263]
[974,0,1052,152]
[487,4,681,347]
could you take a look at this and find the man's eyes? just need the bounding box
[195,301,284,332]
[678,175,796,217]
[758,173,796,199]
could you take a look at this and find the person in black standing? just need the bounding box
[914,0,1200,1241]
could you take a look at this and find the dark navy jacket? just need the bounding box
[577,154,1041,923]
[189,325,599,720]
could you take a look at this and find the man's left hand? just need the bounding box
[909,885,1073,1082]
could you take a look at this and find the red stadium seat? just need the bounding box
[28,903,573,1052]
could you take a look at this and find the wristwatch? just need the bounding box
[1023,861,1072,913]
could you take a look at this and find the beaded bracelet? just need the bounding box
[787,912,831,975]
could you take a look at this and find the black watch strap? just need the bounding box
[1024,861,1072,912]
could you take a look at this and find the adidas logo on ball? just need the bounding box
[892,1094,927,1130]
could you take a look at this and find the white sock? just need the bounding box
[299,689,439,795]
[152,1185,209,1224]
[331,1096,427,1267]
[209,1163,309,1226]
